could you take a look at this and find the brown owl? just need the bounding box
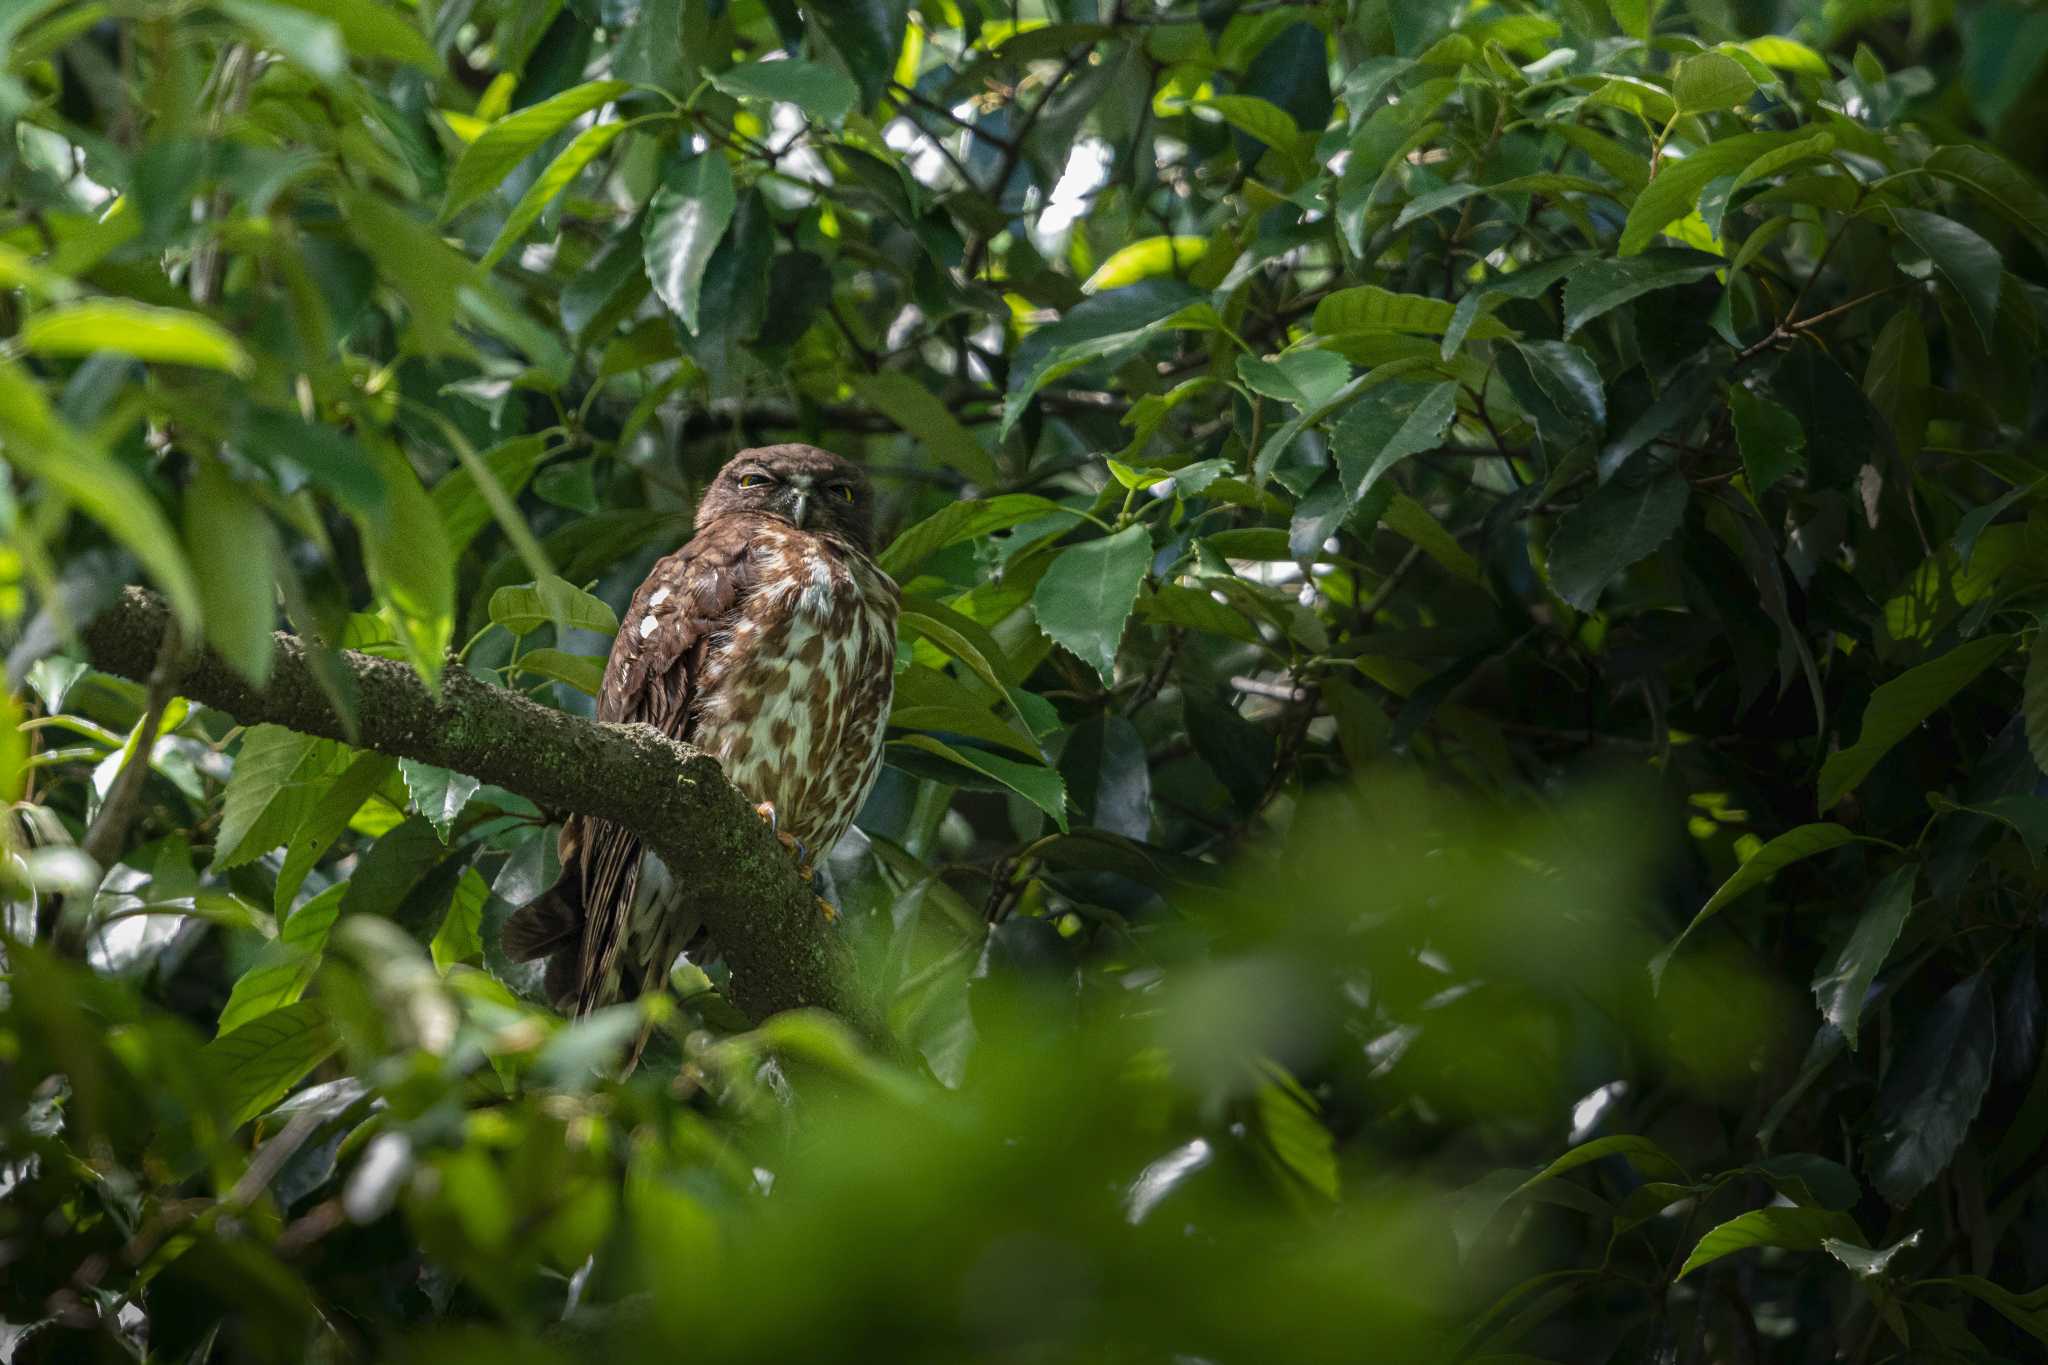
[503,444,899,1016]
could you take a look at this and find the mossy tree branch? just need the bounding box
[81,586,853,1027]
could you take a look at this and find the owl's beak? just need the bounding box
[787,489,812,529]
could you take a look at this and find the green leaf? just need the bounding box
[1678,1207,1864,1279]
[238,408,386,514]
[20,300,250,373]
[184,458,278,686]
[1443,257,1582,359]
[880,494,1062,578]
[219,883,345,1035]
[1923,145,2048,243]
[1731,388,1805,497]
[1332,380,1460,502]
[900,599,1018,698]
[889,734,1067,829]
[849,371,1000,484]
[1383,493,1483,585]
[512,648,606,695]
[1921,1276,2048,1345]
[2027,640,2048,774]
[1455,1135,1689,1254]
[1868,972,1997,1206]
[442,79,630,221]
[400,759,480,843]
[216,0,344,80]
[1257,1076,1338,1199]
[1135,583,1262,645]
[891,701,1041,758]
[1082,235,1210,292]
[642,150,737,336]
[812,0,908,111]
[1653,824,1873,986]
[275,752,399,913]
[1314,284,1511,340]
[1560,249,1722,335]
[1545,463,1688,609]
[480,118,639,270]
[1031,526,1154,685]
[431,435,553,557]
[214,726,350,871]
[1726,130,1834,196]
[1748,1153,1862,1211]
[1196,94,1307,173]
[360,442,455,687]
[430,867,489,970]
[340,190,468,355]
[1621,131,1808,255]
[710,58,860,124]
[1887,206,2004,345]
[488,573,620,638]
[1741,35,1830,75]
[256,0,439,67]
[1813,865,1917,1048]
[202,999,338,1127]
[1501,339,1606,441]
[1863,310,1931,461]
[1236,350,1350,408]
[1003,280,1211,438]
[1671,51,1757,114]
[1819,635,2015,811]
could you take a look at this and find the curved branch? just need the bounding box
[81,587,857,1028]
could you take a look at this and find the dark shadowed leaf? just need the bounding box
[1731,387,1805,498]
[1546,462,1688,609]
[1813,865,1917,1048]
[1868,971,1997,1206]
[1819,636,2014,811]
[812,0,908,110]
[1888,206,2004,345]
[710,58,860,124]
[1060,715,1151,841]
[1332,380,1459,502]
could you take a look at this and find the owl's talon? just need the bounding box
[815,896,839,923]
[754,800,779,832]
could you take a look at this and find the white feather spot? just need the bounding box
[799,557,837,616]
[638,614,658,638]
[648,587,670,607]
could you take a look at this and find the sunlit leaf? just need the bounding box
[21,300,250,373]
[442,79,630,221]
[643,150,737,336]
[1031,526,1153,686]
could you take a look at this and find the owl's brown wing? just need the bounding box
[501,518,760,1015]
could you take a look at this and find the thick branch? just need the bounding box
[82,587,854,1027]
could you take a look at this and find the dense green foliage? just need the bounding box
[7,0,2048,1359]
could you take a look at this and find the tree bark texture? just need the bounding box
[81,587,852,1026]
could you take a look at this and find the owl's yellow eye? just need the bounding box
[829,483,855,502]
[736,473,770,489]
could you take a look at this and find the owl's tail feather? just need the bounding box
[502,885,580,961]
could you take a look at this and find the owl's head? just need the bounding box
[697,444,878,553]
